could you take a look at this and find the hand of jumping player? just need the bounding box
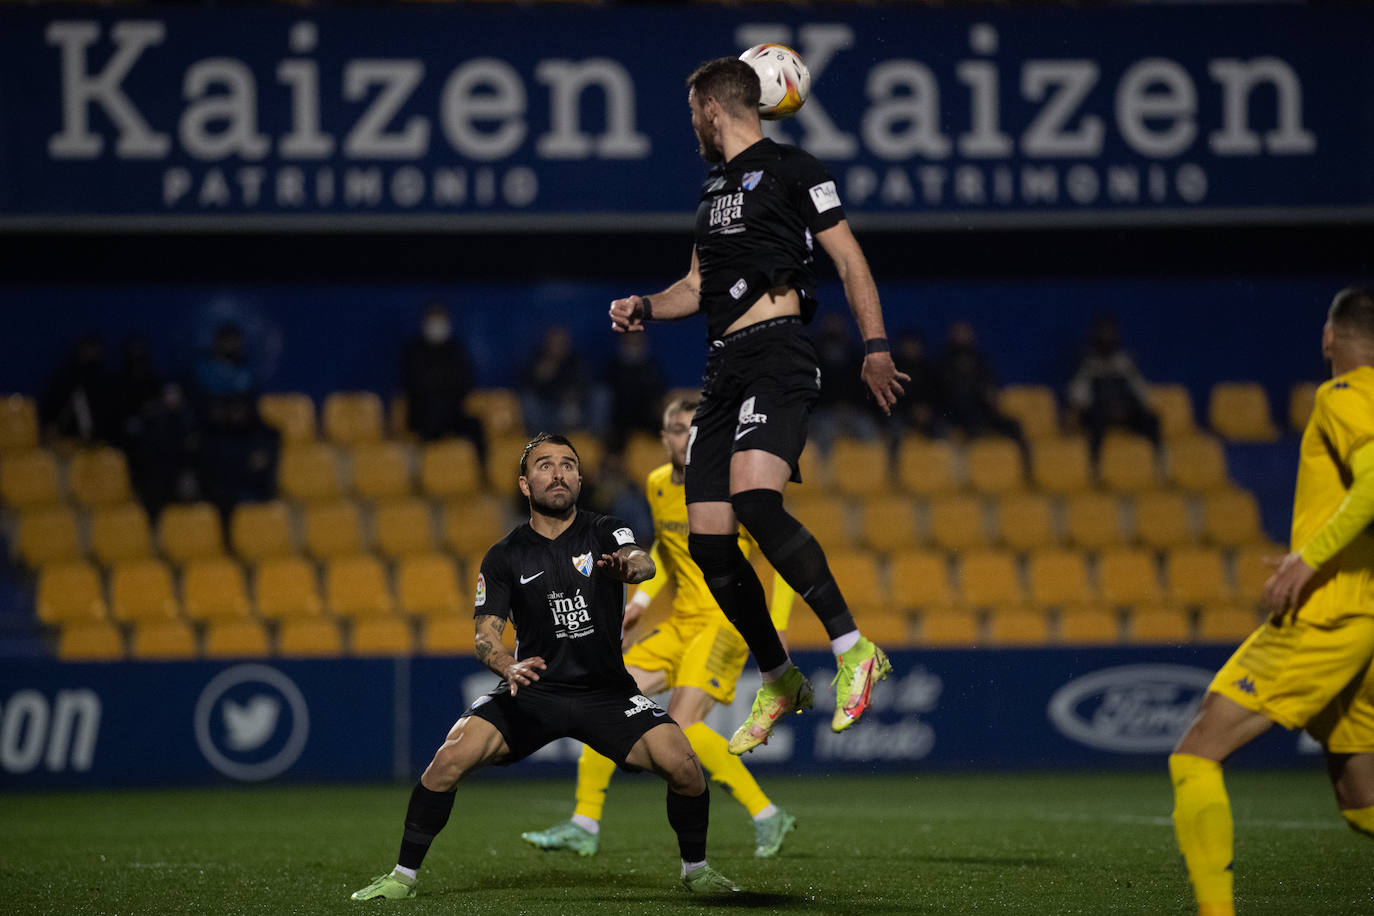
[609,296,647,333]
[1260,551,1316,625]
[861,352,910,416]
[504,656,546,695]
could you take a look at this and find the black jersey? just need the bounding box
[694,138,847,340]
[475,510,643,691]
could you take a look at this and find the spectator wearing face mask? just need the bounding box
[401,301,486,460]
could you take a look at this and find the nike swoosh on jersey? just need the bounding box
[519,571,545,584]
[734,426,759,441]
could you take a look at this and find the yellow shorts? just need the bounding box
[1210,614,1374,753]
[622,616,749,706]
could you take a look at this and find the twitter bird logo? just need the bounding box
[222,695,281,751]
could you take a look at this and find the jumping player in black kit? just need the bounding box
[350,433,739,900]
[609,57,910,755]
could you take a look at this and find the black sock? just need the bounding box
[397,782,456,871]
[666,784,709,863]
[688,532,787,671]
[732,488,857,641]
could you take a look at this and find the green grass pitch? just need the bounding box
[3,770,1370,915]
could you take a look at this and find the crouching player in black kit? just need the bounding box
[609,57,909,754]
[351,433,739,900]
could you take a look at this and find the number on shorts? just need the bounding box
[686,425,698,467]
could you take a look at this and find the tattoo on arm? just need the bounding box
[474,615,513,675]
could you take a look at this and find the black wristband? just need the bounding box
[639,296,654,321]
[864,337,890,354]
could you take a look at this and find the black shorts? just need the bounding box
[464,681,673,767]
[685,316,820,505]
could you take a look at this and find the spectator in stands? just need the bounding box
[937,321,1029,465]
[810,311,883,453]
[198,393,281,521]
[124,382,200,519]
[114,336,165,440]
[190,322,259,410]
[604,331,667,453]
[39,334,119,445]
[518,325,609,437]
[890,329,943,439]
[582,449,653,544]
[1066,314,1161,461]
[400,301,486,459]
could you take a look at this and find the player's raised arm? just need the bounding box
[610,248,703,332]
[597,544,656,585]
[814,221,909,414]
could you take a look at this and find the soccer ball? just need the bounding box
[738,43,810,121]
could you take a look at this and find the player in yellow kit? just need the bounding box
[1170,287,1374,916]
[522,396,799,858]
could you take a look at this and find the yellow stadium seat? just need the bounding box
[625,432,668,488]
[1167,435,1230,492]
[89,503,154,565]
[566,433,604,481]
[68,447,133,508]
[419,438,483,500]
[1132,490,1195,550]
[1000,385,1060,440]
[182,557,253,623]
[36,561,108,625]
[858,495,919,553]
[16,505,83,567]
[1,448,62,508]
[1027,548,1095,608]
[856,611,912,647]
[987,606,1050,645]
[1165,546,1232,606]
[918,607,980,646]
[397,552,465,618]
[1233,542,1284,602]
[831,438,892,497]
[1098,434,1159,492]
[130,619,198,660]
[1097,548,1164,607]
[464,388,523,437]
[0,394,38,452]
[780,610,832,649]
[230,501,297,562]
[420,616,475,655]
[322,391,384,445]
[204,618,272,658]
[57,620,124,661]
[889,549,955,611]
[896,436,959,496]
[350,441,413,501]
[994,492,1058,551]
[302,499,366,560]
[374,498,437,559]
[157,502,225,565]
[277,618,344,657]
[927,493,988,551]
[956,548,1025,607]
[325,554,396,619]
[441,496,510,557]
[253,556,323,620]
[1208,382,1278,443]
[796,447,832,492]
[1197,605,1261,643]
[1201,488,1263,546]
[1063,491,1126,549]
[790,492,851,547]
[277,443,345,503]
[1058,607,1120,645]
[109,558,180,622]
[1288,382,1318,434]
[1030,438,1092,494]
[966,438,1025,494]
[1148,384,1197,439]
[350,616,416,656]
[827,549,887,609]
[258,393,317,444]
[485,432,532,493]
[1127,604,1193,644]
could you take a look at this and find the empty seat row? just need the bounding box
[0,446,132,509]
[259,388,525,445]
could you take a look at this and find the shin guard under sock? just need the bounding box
[398,782,457,871]
[666,784,710,864]
[688,532,787,671]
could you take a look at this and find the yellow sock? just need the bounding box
[1169,753,1234,916]
[684,722,772,817]
[1341,805,1374,838]
[571,746,618,822]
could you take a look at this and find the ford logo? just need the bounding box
[1047,664,1213,753]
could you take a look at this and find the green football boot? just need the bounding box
[519,820,599,856]
[350,869,416,901]
[831,637,892,733]
[728,664,814,755]
[753,807,797,858]
[682,863,741,893]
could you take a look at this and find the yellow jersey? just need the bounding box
[634,463,792,630]
[1292,365,1374,624]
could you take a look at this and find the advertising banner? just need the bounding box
[0,5,1370,229]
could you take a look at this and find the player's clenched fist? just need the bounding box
[609,296,647,333]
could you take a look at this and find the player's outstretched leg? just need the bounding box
[831,636,893,733]
[679,721,795,856]
[1169,753,1235,916]
[520,819,599,856]
[752,807,797,858]
[520,746,613,855]
[728,664,814,755]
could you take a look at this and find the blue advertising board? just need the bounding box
[0,4,1370,229]
[0,649,1317,790]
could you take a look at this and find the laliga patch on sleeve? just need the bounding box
[613,527,636,546]
[475,572,486,606]
[809,180,841,213]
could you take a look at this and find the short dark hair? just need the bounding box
[686,57,760,117]
[1329,287,1374,340]
[520,432,581,477]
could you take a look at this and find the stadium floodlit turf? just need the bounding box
[3,771,1370,915]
